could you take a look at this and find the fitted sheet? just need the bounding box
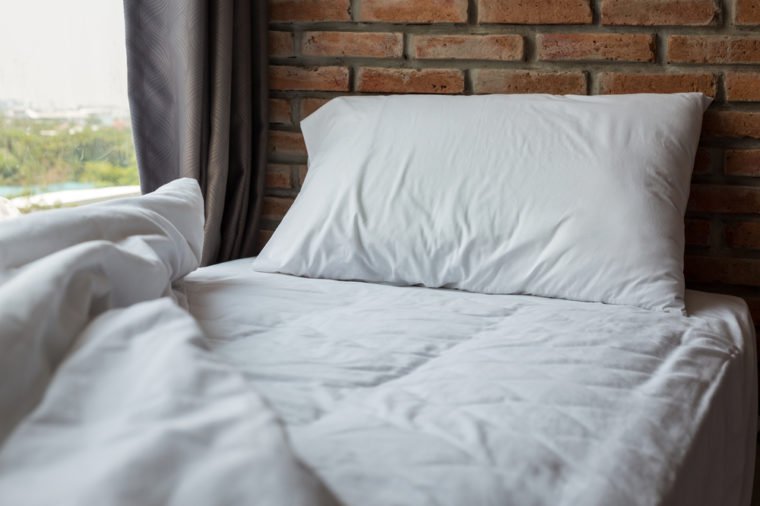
[183,258,757,506]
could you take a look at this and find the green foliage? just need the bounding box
[80,160,139,186]
[0,113,138,191]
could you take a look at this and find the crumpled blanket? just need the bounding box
[0,178,338,506]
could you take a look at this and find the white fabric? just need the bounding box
[0,180,338,506]
[254,93,711,313]
[0,197,19,220]
[185,259,757,506]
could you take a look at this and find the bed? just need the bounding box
[0,93,757,505]
[184,259,757,506]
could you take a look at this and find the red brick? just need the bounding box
[725,150,760,177]
[269,31,294,58]
[358,0,468,23]
[667,35,760,64]
[702,111,760,139]
[269,130,306,157]
[725,72,760,101]
[685,219,712,246]
[269,0,350,22]
[472,70,587,95]
[725,221,760,249]
[688,185,760,214]
[300,98,330,120]
[685,256,760,287]
[262,196,295,221]
[258,229,273,244]
[270,66,349,91]
[297,165,308,186]
[356,68,465,94]
[538,33,655,62]
[478,0,592,24]
[265,164,293,189]
[269,99,292,125]
[302,32,403,58]
[411,34,524,61]
[599,72,717,96]
[736,0,760,25]
[693,148,713,175]
[601,0,718,25]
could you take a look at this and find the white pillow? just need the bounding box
[254,93,710,313]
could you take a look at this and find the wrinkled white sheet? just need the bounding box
[185,259,758,506]
[0,180,338,506]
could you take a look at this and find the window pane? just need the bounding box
[0,0,138,214]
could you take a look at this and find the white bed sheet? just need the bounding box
[183,258,757,506]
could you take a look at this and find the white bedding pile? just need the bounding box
[0,176,755,506]
[0,91,756,506]
[185,260,757,506]
[0,179,338,506]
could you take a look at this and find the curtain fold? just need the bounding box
[123,0,267,265]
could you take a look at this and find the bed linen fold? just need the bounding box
[0,178,204,441]
[0,179,339,506]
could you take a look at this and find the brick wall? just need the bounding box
[265,0,760,321]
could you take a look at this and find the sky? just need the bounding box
[0,0,129,109]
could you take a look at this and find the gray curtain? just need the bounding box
[123,0,267,265]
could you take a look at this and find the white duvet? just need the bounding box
[0,179,338,506]
[184,260,757,506]
[0,178,756,506]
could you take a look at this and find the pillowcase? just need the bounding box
[253,93,710,313]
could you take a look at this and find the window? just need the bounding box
[0,0,138,213]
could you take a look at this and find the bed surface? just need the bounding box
[183,258,757,506]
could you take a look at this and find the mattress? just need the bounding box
[182,258,757,506]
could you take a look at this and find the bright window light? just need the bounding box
[0,0,139,214]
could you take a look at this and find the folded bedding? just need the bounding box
[184,259,757,506]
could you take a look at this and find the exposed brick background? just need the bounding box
[266,0,760,327]
[737,0,760,25]
[537,33,656,62]
[478,0,592,24]
[600,0,718,26]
